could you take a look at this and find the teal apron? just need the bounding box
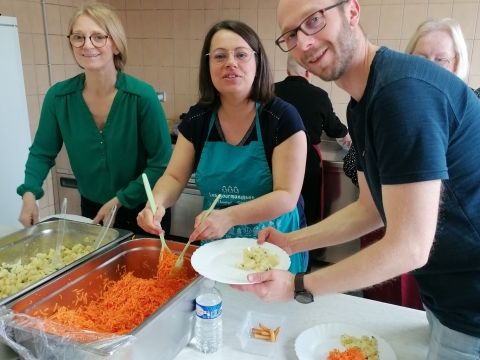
[195,104,308,273]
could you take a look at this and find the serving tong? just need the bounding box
[169,194,222,276]
[142,173,171,260]
[92,205,117,250]
[52,197,67,269]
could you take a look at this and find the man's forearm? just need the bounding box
[288,200,383,254]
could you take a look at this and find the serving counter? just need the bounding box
[175,284,430,359]
[1,280,430,359]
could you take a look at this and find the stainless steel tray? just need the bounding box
[7,238,207,360]
[0,220,132,306]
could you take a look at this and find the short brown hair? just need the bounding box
[68,3,127,71]
[198,20,274,106]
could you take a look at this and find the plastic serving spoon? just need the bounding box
[142,173,171,260]
[170,194,222,276]
[53,197,67,268]
[92,204,117,250]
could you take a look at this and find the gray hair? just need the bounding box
[286,53,307,76]
[405,18,469,81]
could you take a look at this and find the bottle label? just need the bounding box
[195,301,222,320]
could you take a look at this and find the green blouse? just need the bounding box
[17,72,172,209]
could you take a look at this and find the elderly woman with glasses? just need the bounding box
[406,18,469,82]
[17,3,172,234]
[406,17,479,98]
[137,20,309,273]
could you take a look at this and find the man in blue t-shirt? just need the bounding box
[233,1,480,358]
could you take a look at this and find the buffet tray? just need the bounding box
[6,238,207,360]
[0,220,132,306]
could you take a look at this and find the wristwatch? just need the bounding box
[294,272,314,304]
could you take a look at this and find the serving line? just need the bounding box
[175,283,429,360]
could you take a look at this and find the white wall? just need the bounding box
[0,16,31,230]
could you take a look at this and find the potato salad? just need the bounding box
[341,334,379,360]
[0,243,92,299]
[238,246,279,272]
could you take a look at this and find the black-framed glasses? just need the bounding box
[67,33,110,48]
[275,0,348,52]
[206,47,256,64]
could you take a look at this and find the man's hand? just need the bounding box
[257,227,293,255]
[231,269,295,303]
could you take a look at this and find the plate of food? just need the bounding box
[295,323,396,360]
[190,238,290,284]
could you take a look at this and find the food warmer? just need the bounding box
[2,238,207,360]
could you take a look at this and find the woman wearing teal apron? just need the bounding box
[136,20,308,273]
[195,104,307,273]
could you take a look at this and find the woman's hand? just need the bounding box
[257,227,293,255]
[231,269,295,303]
[137,202,166,236]
[92,197,120,226]
[189,209,232,242]
[19,192,39,227]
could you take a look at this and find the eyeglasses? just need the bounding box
[414,54,456,67]
[275,0,348,52]
[433,56,455,66]
[67,33,110,48]
[206,48,256,64]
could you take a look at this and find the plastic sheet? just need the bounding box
[0,307,135,360]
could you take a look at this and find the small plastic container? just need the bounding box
[237,311,287,358]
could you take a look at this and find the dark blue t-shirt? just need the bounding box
[348,47,480,336]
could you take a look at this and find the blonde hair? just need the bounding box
[68,3,127,71]
[405,18,469,81]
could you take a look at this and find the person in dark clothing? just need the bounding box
[275,54,351,226]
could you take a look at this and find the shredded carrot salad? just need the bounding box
[328,347,365,360]
[35,250,196,336]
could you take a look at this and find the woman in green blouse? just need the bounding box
[17,3,172,233]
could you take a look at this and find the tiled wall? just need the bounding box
[2,0,480,217]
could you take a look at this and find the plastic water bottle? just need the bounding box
[194,286,223,353]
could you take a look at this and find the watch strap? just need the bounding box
[294,272,306,293]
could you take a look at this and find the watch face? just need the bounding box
[295,291,314,304]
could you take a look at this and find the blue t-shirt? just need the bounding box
[348,47,480,337]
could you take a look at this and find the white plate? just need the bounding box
[191,238,290,284]
[295,323,397,360]
[40,214,93,224]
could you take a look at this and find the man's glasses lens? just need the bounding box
[276,10,326,52]
[68,33,109,48]
[275,0,347,52]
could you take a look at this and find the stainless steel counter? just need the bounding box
[319,141,359,263]
[319,139,349,164]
